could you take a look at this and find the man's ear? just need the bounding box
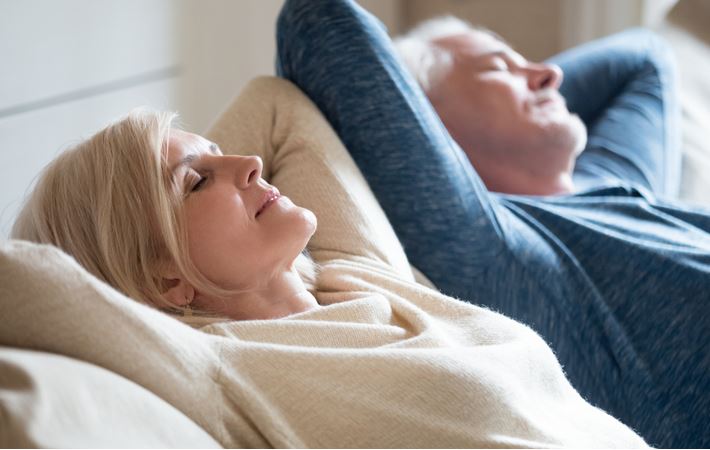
[160,270,195,308]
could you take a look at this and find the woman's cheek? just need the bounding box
[184,201,225,259]
[187,192,235,232]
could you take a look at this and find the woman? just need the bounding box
[12,108,322,324]
[9,76,646,448]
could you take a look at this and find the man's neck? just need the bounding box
[470,152,576,196]
[489,170,575,196]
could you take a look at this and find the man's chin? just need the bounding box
[569,113,588,157]
[537,112,587,158]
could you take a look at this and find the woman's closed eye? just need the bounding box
[191,175,207,192]
[184,171,208,194]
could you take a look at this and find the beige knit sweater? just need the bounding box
[0,77,647,448]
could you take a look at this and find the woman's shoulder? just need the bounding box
[315,256,536,337]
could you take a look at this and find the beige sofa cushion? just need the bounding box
[658,0,710,206]
[0,346,221,448]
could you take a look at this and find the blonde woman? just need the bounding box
[13,109,321,324]
[9,71,648,450]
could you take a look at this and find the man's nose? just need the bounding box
[527,62,563,91]
[233,155,263,189]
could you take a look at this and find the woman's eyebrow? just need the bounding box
[171,153,198,174]
[172,143,220,173]
[169,143,221,179]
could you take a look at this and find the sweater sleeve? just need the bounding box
[205,76,415,281]
[0,239,227,443]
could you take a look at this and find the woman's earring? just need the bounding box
[183,296,193,317]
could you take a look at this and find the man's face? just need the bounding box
[429,30,586,194]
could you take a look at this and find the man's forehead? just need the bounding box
[434,30,521,62]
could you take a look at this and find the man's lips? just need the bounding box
[535,90,565,108]
[255,188,281,218]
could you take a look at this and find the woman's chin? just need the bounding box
[278,206,317,253]
[300,207,318,236]
[284,197,317,234]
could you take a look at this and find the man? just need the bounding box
[393,16,680,198]
[276,0,708,447]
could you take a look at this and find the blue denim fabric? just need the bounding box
[276,1,709,447]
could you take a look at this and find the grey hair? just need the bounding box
[393,16,500,93]
[393,16,474,92]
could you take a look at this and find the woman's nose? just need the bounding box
[234,155,263,189]
[527,62,563,91]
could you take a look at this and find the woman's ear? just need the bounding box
[160,270,195,308]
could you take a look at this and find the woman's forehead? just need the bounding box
[165,130,214,166]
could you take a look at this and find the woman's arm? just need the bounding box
[205,76,416,281]
[0,240,225,440]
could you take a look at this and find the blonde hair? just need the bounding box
[11,108,318,325]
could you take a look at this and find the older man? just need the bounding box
[276,1,707,447]
[393,16,680,198]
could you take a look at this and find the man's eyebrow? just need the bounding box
[479,50,510,60]
[462,49,507,65]
[472,49,526,67]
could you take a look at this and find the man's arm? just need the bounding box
[275,0,519,296]
[549,29,682,197]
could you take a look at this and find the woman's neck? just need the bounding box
[198,268,320,321]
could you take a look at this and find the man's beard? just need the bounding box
[535,89,588,158]
[568,113,588,157]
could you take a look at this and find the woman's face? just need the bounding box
[165,130,317,299]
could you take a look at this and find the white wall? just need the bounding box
[0,0,400,238]
[0,0,183,237]
[176,0,284,133]
[177,0,401,133]
[560,0,678,49]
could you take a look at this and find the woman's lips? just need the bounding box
[256,188,281,218]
